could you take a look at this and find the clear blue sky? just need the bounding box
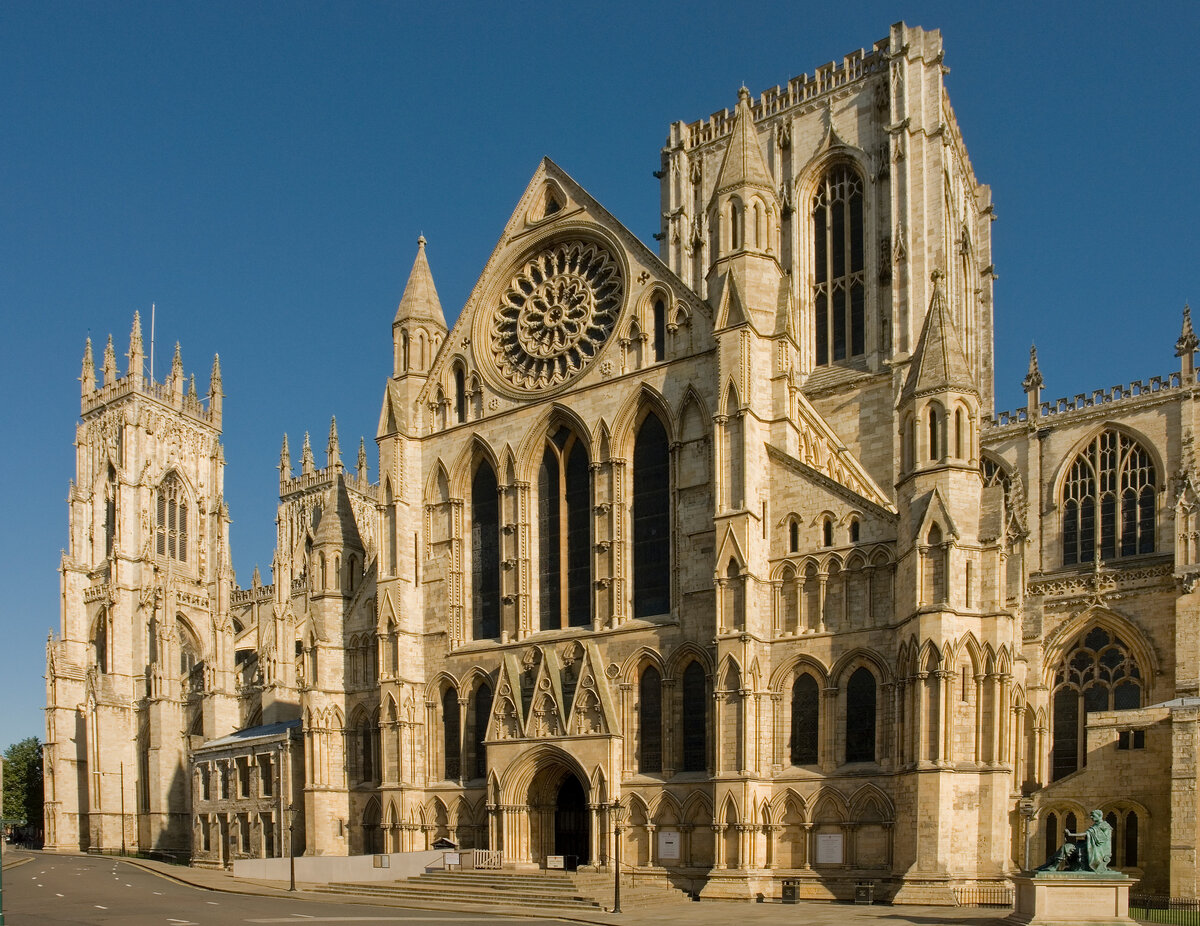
[2,1,1197,749]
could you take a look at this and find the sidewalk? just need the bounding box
[62,852,1012,926]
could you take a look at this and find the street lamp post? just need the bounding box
[287,804,296,892]
[610,799,626,915]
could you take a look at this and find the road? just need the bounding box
[2,853,563,926]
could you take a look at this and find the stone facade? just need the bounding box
[44,21,1200,902]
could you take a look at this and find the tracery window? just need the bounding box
[471,462,501,639]
[442,687,461,780]
[473,683,492,780]
[453,364,466,424]
[845,667,876,763]
[632,414,670,618]
[652,298,667,362]
[681,661,707,772]
[155,474,188,563]
[1051,626,1143,780]
[812,164,865,365]
[1062,430,1156,566]
[790,674,819,765]
[639,666,662,773]
[538,427,591,630]
[104,465,117,557]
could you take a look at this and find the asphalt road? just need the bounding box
[2,853,561,926]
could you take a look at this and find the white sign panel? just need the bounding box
[546,855,565,869]
[815,832,844,865]
[657,830,680,860]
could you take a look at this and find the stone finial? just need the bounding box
[279,434,292,481]
[301,431,315,474]
[252,564,262,587]
[186,373,196,398]
[128,311,144,379]
[169,341,184,398]
[1023,343,1043,418]
[357,438,368,482]
[81,337,96,396]
[207,354,223,421]
[102,334,118,386]
[1178,305,1198,380]
[327,416,341,469]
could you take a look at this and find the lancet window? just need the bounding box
[538,427,591,630]
[845,667,876,763]
[790,674,819,765]
[471,462,501,639]
[812,164,865,366]
[632,414,670,618]
[1051,626,1143,780]
[639,665,663,773]
[1062,430,1156,566]
[104,465,117,557]
[443,686,461,780]
[473,683,492,780]
[155,473,188,563]
[681,661,707,772]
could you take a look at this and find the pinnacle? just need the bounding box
[900,270,977,402]
[1177,304,1198,357]
[327,415,341,466]
[394,235,446,329]
[1023,343,1043,392]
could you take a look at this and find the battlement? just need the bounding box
[668,37,890,151]
[279,467,378,502]
[82,371,219,426]
[988,370,1193,430]
[231,583,274,606]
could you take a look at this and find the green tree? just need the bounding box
[3,737,44,829]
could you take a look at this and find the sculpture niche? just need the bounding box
[1036,810,1113,874]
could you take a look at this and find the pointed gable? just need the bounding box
[313,477,365,552]
[712,87,776,198]
[394,236,446,329]
[900,271,977,402]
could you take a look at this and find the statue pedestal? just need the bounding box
[1007,872,1138,926]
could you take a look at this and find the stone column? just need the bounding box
[974,673,985,764]
[588,803,601,865]
[914,672,927,763]
[802,823,814,869]
[713,824,726,868]
[822,685,839,770]
[765,824,781,869]
[662,678,677,777]
[620,682,633,777]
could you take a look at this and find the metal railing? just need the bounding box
[1131,894,1200,924]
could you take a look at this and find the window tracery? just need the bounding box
[639,665,662,773]
[632,414,670,618]
[812,164,865,365]
[155,473,188,563]
[1062,430,1156,566]
[538,426,591,630]
[1051,626,1143,780]
[681,661,707,772]
[471,462,501,639]
[790,674,819,765]
[845,667,876,763]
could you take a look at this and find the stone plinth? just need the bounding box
[1007,872,1138,926]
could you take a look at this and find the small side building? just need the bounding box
[190,720,303,869]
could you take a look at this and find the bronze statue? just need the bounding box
[1036,810,1113,873]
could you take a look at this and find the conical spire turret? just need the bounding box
[301,431,315,474]
[900,271,978,403]
[1178,305,1198,381]
[81,338,96,396]
[102,335,118,386]
[392,236,446,377]
[208,354,223,422]
[279,434,292,482]
[127,311,144,382]
[357,438,368,482]
[394,236,446,329]
[712,87,777,199]
[327,416,341,469]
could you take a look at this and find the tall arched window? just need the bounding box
[359,718,375,782]
[442,687,461,780]
[639,666,662,773]
[681,661,706,772]
[632,414,670,617]
[790,674,819,765]
[383,481,397,576]
[845,667,876,763]
[928,405,942,461]
[473,683,492,780]
[1062,429,1156,566]
[92,611,110,674]
[812,164,865,365]
[538,427,591,630]
[453,364,466,424]
[1051,626,1143,780]
[471,461,501,639]
[652,298,666,362]
[155,474,188,563]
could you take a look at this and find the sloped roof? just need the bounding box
[712,88,776,198]
[198,719,301,750]
[394,235,446,329]
[900,273,977,401]
[313,476,364,552]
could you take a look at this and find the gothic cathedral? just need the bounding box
[44,23,1200,902]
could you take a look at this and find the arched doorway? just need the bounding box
[555,775,589,864]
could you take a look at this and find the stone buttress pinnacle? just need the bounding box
[301,431,315,474]
[128,311,144,377]
[327,416,341,468]
[279,434,292,480]
[81,337,96,394]
[1023,344,1043,392]
[103,334,118,385]
[1177,305,1198,357]
[357,438,368,481]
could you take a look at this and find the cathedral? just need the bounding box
[44,22,1200,903]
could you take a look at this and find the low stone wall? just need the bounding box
[233,850,442,883]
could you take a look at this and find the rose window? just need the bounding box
[489,240,623,390]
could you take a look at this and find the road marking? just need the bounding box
[207,900,220,904]
[56,893,64,897]
[244,920,511,924]
[154,890,163,895]
[95,905,107,910]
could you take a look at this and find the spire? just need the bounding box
[900,271,978,402]
[313,476,365,553]
[127,311,144,382]
[208,354,223,422]
[252,564,262,587]
[327,416,341,469]
[712,87,776,198]
[1178,304,1198,381]
[301,431,315,474]
[357,438,368,482]
[81,337,96,396]
[279,434,292,482]
[394,235,447,330]
[102,334,118,386]
[1023,344,1043,418]
[169,341,184,400]
[187,373,196,399]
